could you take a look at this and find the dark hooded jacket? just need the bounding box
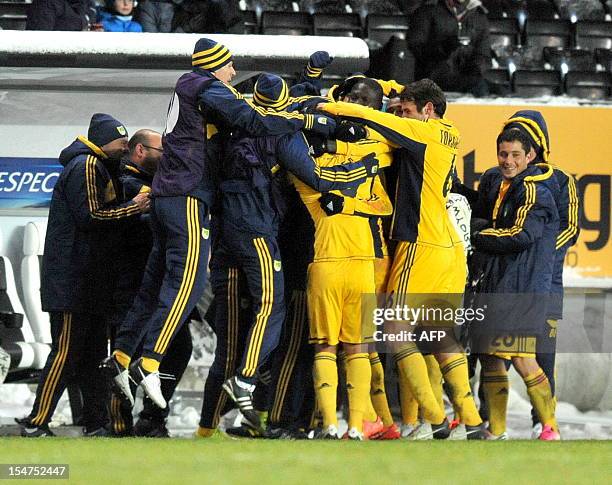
[468,163,560,348]
[502,110,580,320]
[41,137,140,314]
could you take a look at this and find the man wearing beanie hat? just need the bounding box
[468,124,562,440]
[20,113,150,437]
[195,71,380,436]
[105,38,338,409]
[501,110,580,437]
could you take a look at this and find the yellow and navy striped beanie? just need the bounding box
[253,73,289,111]
[502,110,550,162]
[192,38,233,72]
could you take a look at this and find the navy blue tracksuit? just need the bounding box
[199,130,372,429]
[29,137,140,431]
[109,162,193,434]
[113,67,312,363]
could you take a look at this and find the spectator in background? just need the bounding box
[172,0,241,33]
[136,0,177,32]
[407,0,490,97]
[98,0,143,32]
[26,0,96,31]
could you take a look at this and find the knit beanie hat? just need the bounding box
[253,73,290,111]
[502,110,550,162]
[192,38,233,72]
[88,113,128,147]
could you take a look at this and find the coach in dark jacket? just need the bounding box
[26,0,95,31]
[407,0,490,96]
[20,114,149,437]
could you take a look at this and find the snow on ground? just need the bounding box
[2,382,611,440]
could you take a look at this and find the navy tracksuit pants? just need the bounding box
[114,195,210,362]
[199,233,285,429]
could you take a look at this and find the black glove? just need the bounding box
[335,121,367,142]
[470,217,489,241]
[305,114,337,138]
[319,192,345,216]
[360,152,379,177]
[307,51,333,78]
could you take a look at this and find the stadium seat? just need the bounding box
[595,48,612,73]
[543,47,596,71]
[565,71,611,99]
[366,14,409,49]
[0,1,28,16]
[312,13,361,37]
[484,68,512,94]
[369,35,414,85]
[513,69,562,96]
[575,20,612,50]
[261,11,312,35]
[236,10,259,34]
[0,228,50,383]
[524,0,558,19]
[489,18,520,47]
[524,19,572,48]
[0,13,26,29]
[21,222,51,345]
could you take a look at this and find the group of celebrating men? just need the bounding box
[18,37,579,441]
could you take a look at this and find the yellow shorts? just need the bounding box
[386,242,466,323]
[374,256,392,296]
[308,259,376,345]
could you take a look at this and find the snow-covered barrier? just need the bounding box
[0,30,369,74]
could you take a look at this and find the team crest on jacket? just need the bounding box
[273,260,282,272]
[117,126,127,136]
[202,228,210,239]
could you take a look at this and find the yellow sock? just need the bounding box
[365,396,378,422]
[425,354,445,412]
[394,347,445,424]
[369,353,393,427]
[346,353,371,432]
[195,426,215,438]
[113,350,131,369]
[398,377,418,425]
[141,357,160,373]
[439,354,481,426]
[524,369,558,431]
[313,352,338,428]
[481,369,509,435]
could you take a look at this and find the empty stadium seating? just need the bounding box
[543,47,596,71]
[524,19,572,48]
[513,69,562,96]
[575,20,612,50]
[0,1,28,29]
[524,0,558,19]
[366,14,409,49]
[485,68,512,94]
[596,47,612,72]
[261,11,312,35]
[565,71,611,99]
[489,18,521,47]
[237,10,258,35]
[312,13,361,37]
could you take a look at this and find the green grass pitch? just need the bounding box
[2,436,610,484]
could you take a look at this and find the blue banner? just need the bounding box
[0,158,61,209]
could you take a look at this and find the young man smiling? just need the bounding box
[470,129,561,440]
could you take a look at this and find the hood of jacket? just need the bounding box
[58,136,108,167]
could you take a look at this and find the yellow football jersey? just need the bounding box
[291,138,392,261]
[321,101,462,248]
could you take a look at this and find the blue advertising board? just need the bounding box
[0,158,61,209]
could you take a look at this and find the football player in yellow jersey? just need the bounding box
[293,79,395,440]
[320,79,486,439]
